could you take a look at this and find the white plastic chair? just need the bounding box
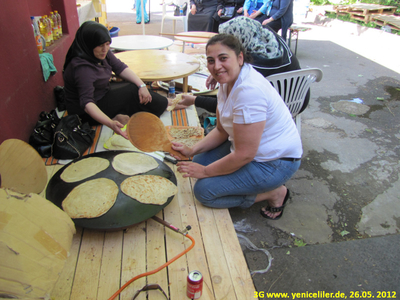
[266,68,323,136]
[160,0,190,34]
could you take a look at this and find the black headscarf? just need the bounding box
[64,21,112,70]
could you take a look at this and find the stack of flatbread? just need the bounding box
[169,127,203,139]
[167,126,204,147]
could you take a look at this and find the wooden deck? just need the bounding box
[41,109,256,300]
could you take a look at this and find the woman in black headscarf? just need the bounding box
[63,21,168,138]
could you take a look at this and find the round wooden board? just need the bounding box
[0,139,47,194]
[126,112,183,159]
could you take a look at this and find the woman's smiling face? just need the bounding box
[206,42,243,88]
[93,41,110,60]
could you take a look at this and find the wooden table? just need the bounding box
[115,50,200,93]
[111,35,174,51]
[44,109,255,299]
[173,31,217,53]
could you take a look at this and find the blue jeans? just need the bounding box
[136,0,149,23]
[192,141,301,209]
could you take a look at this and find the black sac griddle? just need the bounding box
[46,151,177,230]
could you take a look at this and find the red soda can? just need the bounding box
[187,270,203,299]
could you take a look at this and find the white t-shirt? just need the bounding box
[217,63,303,162]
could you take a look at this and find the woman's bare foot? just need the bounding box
[256,185,288,219]
[112,114,130,125]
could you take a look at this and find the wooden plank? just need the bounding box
[174,173,215,299]
[191,179,237,300]
[51,226,83,299]
[120,223,147,300]
[213,209,256,299]
[350,13,371,23]
[70,229,105,300]
[98,230,124,300]
[163,163,190,300]
[146,212,169,300]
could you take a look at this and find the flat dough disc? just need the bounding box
[121,175,177,205]
[112,152,158,176]
[62,178,119,219]
[61,157,110,183]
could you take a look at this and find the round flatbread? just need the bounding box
[112,152,159,176]
[60,157,110,183]
[62,178,119,219]
[121,175,177,205]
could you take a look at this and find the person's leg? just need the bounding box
[263,18,282,34]
[136,0,142,23]
[143,0,149,23]
[96,82,168,119]
[193,144,301,209]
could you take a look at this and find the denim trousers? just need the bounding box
[192,140,301,209]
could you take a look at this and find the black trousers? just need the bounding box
[84,82,168,125]
[255,15,282,34]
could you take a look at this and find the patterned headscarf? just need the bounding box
[219,16,283,59]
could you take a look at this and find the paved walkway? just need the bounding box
[106,1,400,296]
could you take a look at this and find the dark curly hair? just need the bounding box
[206,33,253,64]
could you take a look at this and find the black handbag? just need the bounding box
[54,86,67,111]
[51,115,95,159]
[29,110,60,158]
[220,6,236,19]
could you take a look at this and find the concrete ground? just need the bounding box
[106,1,400,297]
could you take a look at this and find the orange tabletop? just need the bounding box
[115,50,200,92]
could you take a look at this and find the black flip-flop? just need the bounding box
[260,189,290,220]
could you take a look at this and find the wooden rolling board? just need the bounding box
[0,139,47,194]
[127,112,184,159]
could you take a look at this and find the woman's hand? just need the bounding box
[249,10,258,18]
[176,161,208,178]
[171,141,193,158]
[138,86,152,104]
[218,8,223,16]
[262,17,273,25]
[237,7,243,13]
[109,120,128,139]
[244,10,250,17]
[174,94,196,110]
[190,4,197,15]
[206,75,218,90]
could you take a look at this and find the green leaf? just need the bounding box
[340,230,350,236]
[377,97,385,101]
[365,128,373,133]
[286,251,291,255]
[294,238,307,247]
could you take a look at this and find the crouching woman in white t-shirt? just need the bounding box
[172,33,302,220]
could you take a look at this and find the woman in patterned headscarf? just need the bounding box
[63,21,168,138]
[175,17,305,113]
